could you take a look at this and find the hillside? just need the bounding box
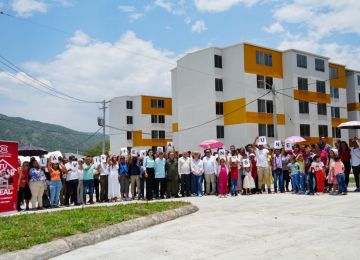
[0,114,108,154]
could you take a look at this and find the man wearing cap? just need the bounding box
[252,136,271,194]
[202,149,217,195]
[165,152,179,198]
[64,156,79,206]
[178,151,191,197]
[351,138,360,191]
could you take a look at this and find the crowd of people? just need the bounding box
[16,136,360,211]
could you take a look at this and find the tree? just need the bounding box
[84,140,110,157]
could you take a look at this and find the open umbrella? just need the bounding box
[199,139,224,149]
[18,145,48,157]
[285,136,306,143]
[337,121,360,129]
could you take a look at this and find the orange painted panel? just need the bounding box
[293,89,331,104]
[329,63,346,88]
[331,118,348,127]
[133,130,172,147]
[300,137,333,145]
[141,96,172,115]
[347,103,360,111]
[172,123,179,132]
[246,112,285,125]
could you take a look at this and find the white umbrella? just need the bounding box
[337,121,360,129]
[285,136,306,143]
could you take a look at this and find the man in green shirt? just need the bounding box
[165,152,179,198]
[82,157,99,204]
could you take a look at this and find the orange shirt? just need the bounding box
[50,168,61,181]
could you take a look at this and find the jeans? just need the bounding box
[195,175,203,196]
[273,169,284,192]
[181,174,191,196]
[298,173,305,194]
[140,176,145,198]
[65,179,78,205]
[352,165,360,189]
[190,172,196,194]
[307,172,316,194]
[291,174,299,193]
[50,180,62,206]
[336,173,346,193]
[83,179,94,203]
[94,177,100,202]
[154,178,166,198]
[230,179,238,195]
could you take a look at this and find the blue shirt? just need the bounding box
[287,162,299,176]
[29,168,46,182]
[154,158,166,178]
[119,162,128,175]
[143,156,155,169]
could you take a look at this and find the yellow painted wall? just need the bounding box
[243,43,283,78]
[172,123,179,132]
[301,137,333,145]
[294,89,331,104]
[329,63,346,88]
[133,130,172,147]
[141,96,172,115]
[347,103,360,111]
[331,118,348,127]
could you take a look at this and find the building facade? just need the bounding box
[109,95,173,154]
[172,43,350,152]
[346,69,360,138]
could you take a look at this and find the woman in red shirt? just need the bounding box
[17,161,31,211]
[339,141,351,189]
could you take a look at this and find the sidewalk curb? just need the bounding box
[0,204,198,260]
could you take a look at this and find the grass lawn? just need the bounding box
[0,201,189,253]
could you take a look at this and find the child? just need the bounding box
[243,160,255,195]
[327,149,338,193]
[287,156,300,194]
[229,158,239,196]
[249,153,258,194]
[330,156,346,195]
[296,154,305,194]
[217,159,229,198]
[310,155,325,193]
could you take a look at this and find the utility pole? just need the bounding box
[101,100,106,155]
[271,84,278,140]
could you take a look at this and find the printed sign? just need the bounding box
[274,140,282,149]
[218,149,226,160]
[71,161,78,169]
[120,147,128,156]
[0,141,18,213]
[157,147,163,153]
[231,156,238,162]
[93,156,100,165]
[40,158,47,167]
[50,155,59,164]
[131,149,138,157]
[285,142,293,151]
[258,136,267,145]
[101,154,107,163]
[242,159,251,168]
[167,142,174,151]
[140,150,147,158]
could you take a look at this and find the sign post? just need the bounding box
[0,141,18,213]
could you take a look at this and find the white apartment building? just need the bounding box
[109,95,173,154]
[346,69,360,138]
[172,43,349,152]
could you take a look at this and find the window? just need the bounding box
[316,80,326,94]
[257,75,272,89]
[126,116,133,124]
[330,87,339,99]
[127,131,132,140]
[258,124,266,136]
[358,75,360,85]
[126,100,133,109]
[214,55,222,68]
[266,100,273,114]
[315,58,325,72]
[215,78,223,91]
[297,54,307,68]
[359,93,360,102]
[158,100,165,108]
[319,125,328,137]
[300,124,310,137]
[267,124,274,138]
[317,103,327,115]
[330,67,339,79]
[332,127,341,138]
[257,100,265,112]
[299,101,309,114]
[151,130,158,139]
[258,124,273,137]
[257,75,265,89]
[151,115,157,123]
[159,130,165,139]
[159,115,165,124]
[151,99,157,108]
[265,77,273,89]
[331,107,340,118]
[256,51,272,66]
[151,115,165,123]
[216,102,224,115]
[216,125,224,139]
[298,77,308,91]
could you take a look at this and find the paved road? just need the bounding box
[53,193,360,260]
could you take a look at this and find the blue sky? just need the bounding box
[0,0,360,133]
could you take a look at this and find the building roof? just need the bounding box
[283,49,329,60]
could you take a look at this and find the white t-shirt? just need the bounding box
[65,162,79,181]
[255,148,269,168]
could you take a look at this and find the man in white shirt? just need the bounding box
[178,151,191,197]
[99,159,109,202]
[202,149,217,195]
[252,137,271,194]
[351,138,360,191]
[64,156,79,206]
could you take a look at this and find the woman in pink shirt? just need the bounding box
[330,156,346,195]
[217,159,228,198]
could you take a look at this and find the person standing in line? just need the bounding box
[287,156,300,194]
[296,154,306,194]
[154,151,166,199]
[229,158,239,196]
[272,149,284,193]
[64,156,79,206]
[310,155,325,193]
[77,159,84,205]
[178,151,191,197]
[191,151,204,196]
[138,157,145,199]
[28,158,46,210]
[82,157,98,205]
[59,157,67,205]
[144,149,155,200]
[338,141,351,190]
[350,138,360,192]
[119,156,130,201]
[93,165,100,203]
[47,158,63,208]
[99,156,109,202]
[217,159,229,198]
[330,156,346,195]
[165,152,179,198]
[17,161,31,211]
[129,154,141,200]
[252,137,271,194]
[108,155,120,202]
[202,149,217,195]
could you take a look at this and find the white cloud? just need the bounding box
[54,0,73,7]
[128,13,144,22]
[155,0,172,12]
[0,30,175,131]
[194,0,258,12]
[191,20,207,33]
[118,5,136,13]
[118,5,143,22]
[11,0,47,17]
[263,22,284,34]
[69,30,92,46]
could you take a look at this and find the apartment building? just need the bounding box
[109,95,173,154]
[346,69,360,138]
[171,43,349,152]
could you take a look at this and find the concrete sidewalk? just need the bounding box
[52,192,360,260]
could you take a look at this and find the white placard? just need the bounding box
[101,154,107,163]
[157,147,163,153]
[93,156,100,165]
[242,159,251,168]
[140,150,147,158]
[71,161,78,169]
[274,140,282,149]
[131,148,138,157]
[40,158,47,167]
[231,156,238,162]
[285,142,293,151]
[218,149,226,160]
[120,147,128,156]
[50,155,58,164]
[166,142,174,151]
[258,136,267,145]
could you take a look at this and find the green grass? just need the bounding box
[0,201,189,253]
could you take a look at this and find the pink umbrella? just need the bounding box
[199,139,224,149]
[285,136,306,143]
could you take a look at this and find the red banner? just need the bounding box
[0,141,18,213]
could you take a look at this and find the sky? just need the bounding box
[1,0,360,133]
